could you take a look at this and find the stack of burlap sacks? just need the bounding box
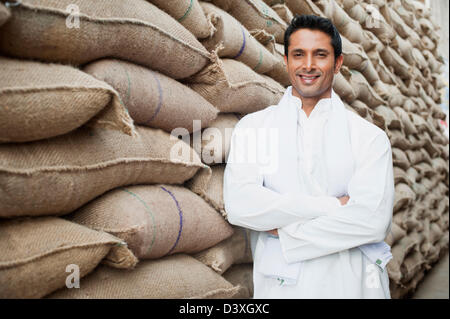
[0,0,447,299]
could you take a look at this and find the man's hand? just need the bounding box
[338,195,350,206]
[266,197,349,236]
[267,229,278,236]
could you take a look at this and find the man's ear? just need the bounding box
[334,54,344,74]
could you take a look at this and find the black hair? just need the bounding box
[284,14,342,61]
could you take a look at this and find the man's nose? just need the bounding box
[303,54,314,72]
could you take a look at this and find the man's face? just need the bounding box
[284,28,343,100]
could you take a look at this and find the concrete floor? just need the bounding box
[412,252,449,299]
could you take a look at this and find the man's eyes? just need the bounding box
[293,53,327,57]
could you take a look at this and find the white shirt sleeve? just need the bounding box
[278,132,394,263]
[223,120,342,232]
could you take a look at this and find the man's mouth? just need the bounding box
[297,74,320,84]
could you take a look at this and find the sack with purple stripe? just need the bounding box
[69,184,233,259]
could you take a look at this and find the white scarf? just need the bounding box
[259,87,392,285]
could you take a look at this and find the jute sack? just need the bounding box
[0,2,10,26]
[422,35,436,52]
[316,0,376,52]
[421,132,440,158]
[341,36,368,71]
[393,107,418,136]
[367,50,398,86]
[403,24,423,51]
[223,264,254,299]
[208,0,287,43]
[387,231,422,285]
[386,6,409,39]
[0,0,210,79]
[192,114,240,165]
[148,0,213,39]
[200,3,278,74]
[423,50,442,73]
[380,46,412,81]
[375,106,402,130]
[392,148,410,171]
[187,58,285,114]
[393,166,412,187]
[335,0,362,12]
[393,209,423,233]
[402,99,418,113]
[418,84,436,109]
[251,29,290,86]
[48,254,240,299]
[418,17,434,36]
[408,112,429,134]
[333,67,357,103]
[415,162,435,179]
[350,100,372,118]
[286,0,325,18]
[271,4,294,24]
[83,59,218,134]
[411,48,428,71]
[388,129,411,151]
[269,43,290,86]
[0,217,137,299]
[412,183,430,202]
[187,164,226,216]
[401,251,425,283]
[405,149,431,166]
[406,166,420,183]
[349,70,384,108]
[0,124,208,218]
[360,57,380,85]
[394,183,416,212]
[359,2,396,44]
[431,157,449,178]
[390,268,425,299]
[0,57,133,143]
[263,0,285,5]
[194,226,253,274]
[391,35,415,65]
[373,82,406,108]
[400,79,420,98]
[407,135,428,152]
[385,221,407,247]
[70,184,233,259]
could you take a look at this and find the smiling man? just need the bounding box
[223,15,395,298]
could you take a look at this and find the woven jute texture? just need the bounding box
[194,226,253,275]
[191,113,239,165]
[70,184,233,260]
[48,254,241,299]
[223,263,254,299]
[84,59,218,134]
[0,125,208,218]
[187,164,226,217]
[0,2,10,26]
[0,56,133,143]
[209,0,287,43]
[187,58,284,114]
[0,217,137,299]
[251,29,290,86]
[271,4,294,25]
[0,0,210,79]
[200,2,278,75]
[149,0,213,39]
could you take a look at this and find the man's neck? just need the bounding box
[292,88,332,117]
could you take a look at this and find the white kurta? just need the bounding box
[223,87,394,299]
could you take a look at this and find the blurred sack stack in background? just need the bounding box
[0,0,448,299]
